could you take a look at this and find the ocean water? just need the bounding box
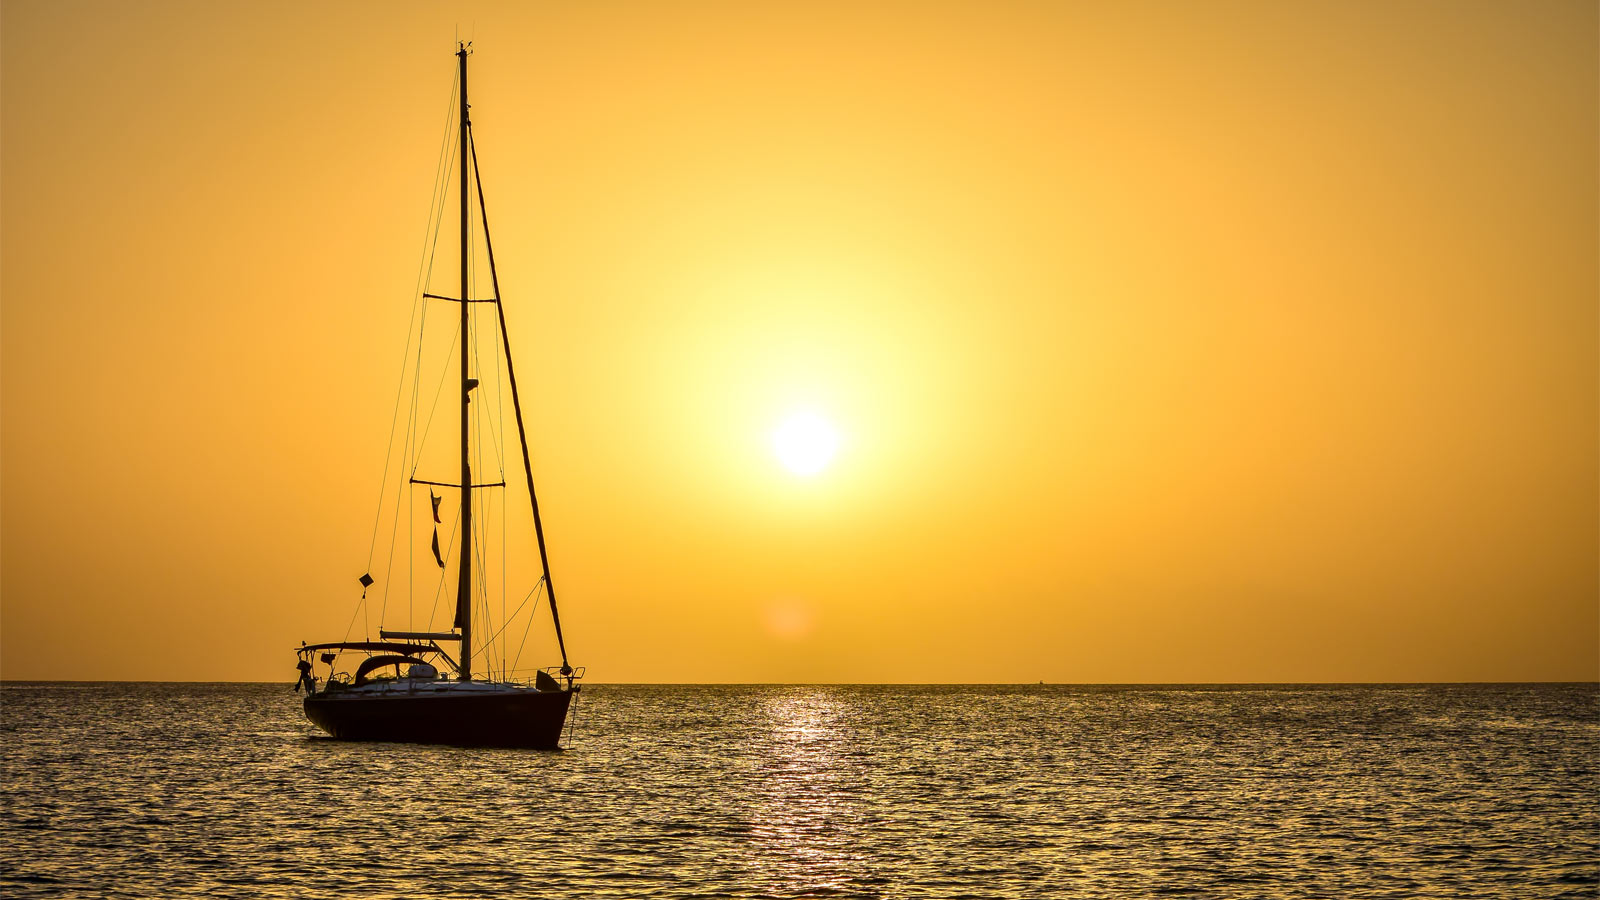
[1,683,1595,899]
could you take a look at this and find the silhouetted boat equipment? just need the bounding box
[295,44,581,749]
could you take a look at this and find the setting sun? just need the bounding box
[772,412,840,476]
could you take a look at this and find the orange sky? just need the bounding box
[3,0,1596,682]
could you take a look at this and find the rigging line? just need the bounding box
[482,567,499,681]
[475,571,519,650]
[470,541,497,679]
[408,160,455,476]
[468,331,484,665]
[489,235,507,667]
[471,310,485,482]
[403,328,426,624]
[566,694,581,750]
[419,141,459,314]
[496,389,502,662]
[471,312,506,476]
[471,487,491,671]
[466,170,507,485]
[470,136,507,480]
[421,87,456,288]
[482,577,543,653]
[510,583,546,676]
[476,385,505,499]
[481,495,500,676]
[475,488,498,674]
[413,326,460,470]
[421,72,460,294]
[483,327,506,475]
[341,588,366,646]
[493,274,506,481]
[414,70,457,344]
[409,240,436,623]
[484,182,508,663]
[466,240,501,650]
[423,67,459,271]
[364,64,458,576]
[362,274,426,578]
[376,391,416,632]
[409,304,425,624]
[407,382,420,626]
[408,478,414,628]
[466,259,506,478]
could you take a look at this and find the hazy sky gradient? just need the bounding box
[3,0,1595,681]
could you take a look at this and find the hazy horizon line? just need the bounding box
[3,679,1595,687]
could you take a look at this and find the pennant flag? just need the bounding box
[431,527,445,569]
[430,490,443,524]
[358,572,373,598]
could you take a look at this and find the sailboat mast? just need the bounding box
[455,43,474,681]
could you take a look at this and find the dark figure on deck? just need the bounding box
[295,658,316,694]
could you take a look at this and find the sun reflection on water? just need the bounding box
[745,690,877,894]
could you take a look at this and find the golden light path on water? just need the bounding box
[748,691,866,894]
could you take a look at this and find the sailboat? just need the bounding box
[294,44,581,749]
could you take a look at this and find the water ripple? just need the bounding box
[2,683,1596,898]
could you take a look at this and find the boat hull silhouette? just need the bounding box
[304,685,573,749]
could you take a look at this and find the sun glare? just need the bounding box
[773,413,840,476]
